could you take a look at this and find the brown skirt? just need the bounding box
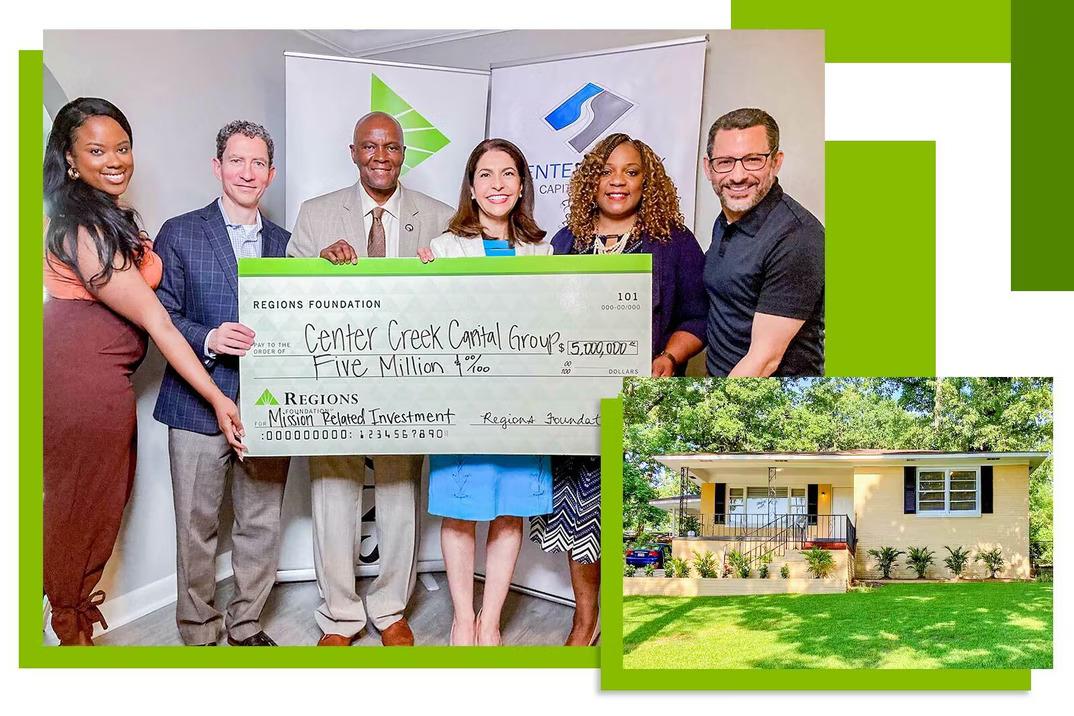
[43,298,147,643]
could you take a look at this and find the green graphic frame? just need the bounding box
[21,2,1041,674]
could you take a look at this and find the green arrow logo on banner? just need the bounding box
[255,389,279,406]
[371,74,450,175]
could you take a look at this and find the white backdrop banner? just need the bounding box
[488,38,707,235]
[284,53,490,230]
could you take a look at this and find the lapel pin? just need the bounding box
[405,223,414,232]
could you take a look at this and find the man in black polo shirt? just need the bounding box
[701,108,824,377]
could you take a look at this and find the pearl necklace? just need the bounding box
[592,232,631,255]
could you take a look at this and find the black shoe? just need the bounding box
[227,631,277,647]
[192,642,217,646]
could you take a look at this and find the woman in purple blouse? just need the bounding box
[530,133,706,645]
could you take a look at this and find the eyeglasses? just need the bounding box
[706,149,778,174]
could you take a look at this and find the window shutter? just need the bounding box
[904,466,917,514]
[807,483,818,525]
[981,466,993,514]
[714,483,726,524]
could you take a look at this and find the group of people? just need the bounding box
[42,96,824,648]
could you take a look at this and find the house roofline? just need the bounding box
[655,451,1049,471]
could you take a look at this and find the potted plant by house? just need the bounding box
[943,545,971,579]
[975,547,1006,578]
[867,546,904,579]
[803,546,835,579]
[907,546,935,579]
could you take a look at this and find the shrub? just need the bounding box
[759,563,769,579]
[692,550,719,578]
[726,550,750,578]
[623,561,637,577]
[668,556,691,578]
[975,547,1005,578]
[866,546,904,579]
[803,547,835,579]
[780,564,790,579]
[643,563,656,577]
[906,546,935,579]
[662,562,675,578]
[942,545,971,578]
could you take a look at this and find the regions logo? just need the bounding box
[370,74,450,175]
[254,389,279,406]
[543,82,635,153]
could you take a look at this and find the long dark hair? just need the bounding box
[44,97,143,288]
[447,138,545,245]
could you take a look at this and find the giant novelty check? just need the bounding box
[238,255,651,456]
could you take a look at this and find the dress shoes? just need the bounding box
[317,633,355,647]
[226,630,278,646]
[380,618,414,646]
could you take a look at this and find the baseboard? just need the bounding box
[42,551,237,639]
[276,559,446,583]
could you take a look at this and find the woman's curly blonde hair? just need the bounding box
[565,133,684,250]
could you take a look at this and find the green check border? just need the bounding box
[239,255,651,277]
[20,1,1045,673]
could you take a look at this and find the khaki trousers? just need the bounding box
[168,428,289,644]
[310,455,422,637]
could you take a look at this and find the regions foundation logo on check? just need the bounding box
[543,82,635,153]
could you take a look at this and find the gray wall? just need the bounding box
[43,29,332,612]
[44,30,331,235]
[369,29,825,247]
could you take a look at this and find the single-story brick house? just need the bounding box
[654,450,1047,580]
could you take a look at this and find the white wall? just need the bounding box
[369,29,826,248]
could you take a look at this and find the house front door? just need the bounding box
[832,487,854,536]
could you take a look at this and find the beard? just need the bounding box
[717,171,777,216]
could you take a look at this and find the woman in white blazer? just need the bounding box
[419,139,553,646]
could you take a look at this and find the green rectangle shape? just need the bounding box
[1011,1,1071,289]
[21,645,599,669]
[20,50,597,669]
[239,254,652,277]
[825,142,936,377]
[598,397,1031,691]
[731,0,1010,62]
[20,49,46,667]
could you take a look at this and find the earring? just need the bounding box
[67,166,79,180]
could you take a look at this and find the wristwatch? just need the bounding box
[656,350,678,372]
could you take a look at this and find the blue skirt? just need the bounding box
[429,455,552,521]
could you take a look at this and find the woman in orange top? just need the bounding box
[43,97,245,646]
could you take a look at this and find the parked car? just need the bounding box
[626,543,672,569]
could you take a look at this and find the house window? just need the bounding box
[728,488,745,514]
[916,467,980,516]
[790,488,807,514]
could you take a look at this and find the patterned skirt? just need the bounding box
[529,455,600,564]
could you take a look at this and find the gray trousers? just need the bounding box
[168,428,289,644]
[310,455,421,637]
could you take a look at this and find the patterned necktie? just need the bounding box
[368,206,386,257]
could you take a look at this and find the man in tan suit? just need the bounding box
[287,111,453,646]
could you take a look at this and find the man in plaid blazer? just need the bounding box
[153,121,291,647]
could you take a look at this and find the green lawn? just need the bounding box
[623,582,1052,670]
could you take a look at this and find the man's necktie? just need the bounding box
[368,206,386,258]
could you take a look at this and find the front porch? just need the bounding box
[653,455,859,587]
